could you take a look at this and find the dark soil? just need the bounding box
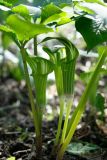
[0,76,107,160]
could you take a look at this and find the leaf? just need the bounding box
[75,3,95,14]
[6,14,53,41]
[43,12,71,25]
[3,0,18,5]
[0,0,12,7]
[77,2,107,16]
[41,4,62,22]
[7,157,16,160]
[0,25,13,33]
[0,25,20,47]
[67,142,100,157]
[84,0,105,6]
[0,4,10,11]
[12,5,30,18]
[75,16,107,50]
[12,4,41,18]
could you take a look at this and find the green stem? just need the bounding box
[57,49,106,160]
[60,98,73,145]
[21,47,42,153]
[52,97,65,155]
[33,74,47,131]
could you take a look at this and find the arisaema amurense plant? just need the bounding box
[0,0,107,160]
[41,37,107,159]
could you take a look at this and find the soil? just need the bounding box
[0,75,107,160]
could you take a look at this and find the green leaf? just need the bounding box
[0,25,20,47]
[12,5,30,18]
[3,0,18,5]
[84,0,105,6]
[67,142,100,156]
[41,4,62,22]
[0,25,13,33]
[75,16,107,50]
[6,14,53,41]
[0,0,12,7]
[7,157,16,160]
[75,3,95,14]
[12,4,41,18]
[43,12,71,25]
[0,4,10,11]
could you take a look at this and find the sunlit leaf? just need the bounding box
[12,4,41,18]
[41,4,62,22]
[6,14,53,41]
[0,25,20,47]
[43,12,71,25]
[12,5,30,18]
[84,0,105,6]
[0,4,10,11]
[7,157,15,160]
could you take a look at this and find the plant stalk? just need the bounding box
[51,97,65,156]
[57,49,106,160]
[60,98,73,145]
[21,47,42,154]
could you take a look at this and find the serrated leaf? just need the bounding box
[6,14,53,41]
[75,16,107,50]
